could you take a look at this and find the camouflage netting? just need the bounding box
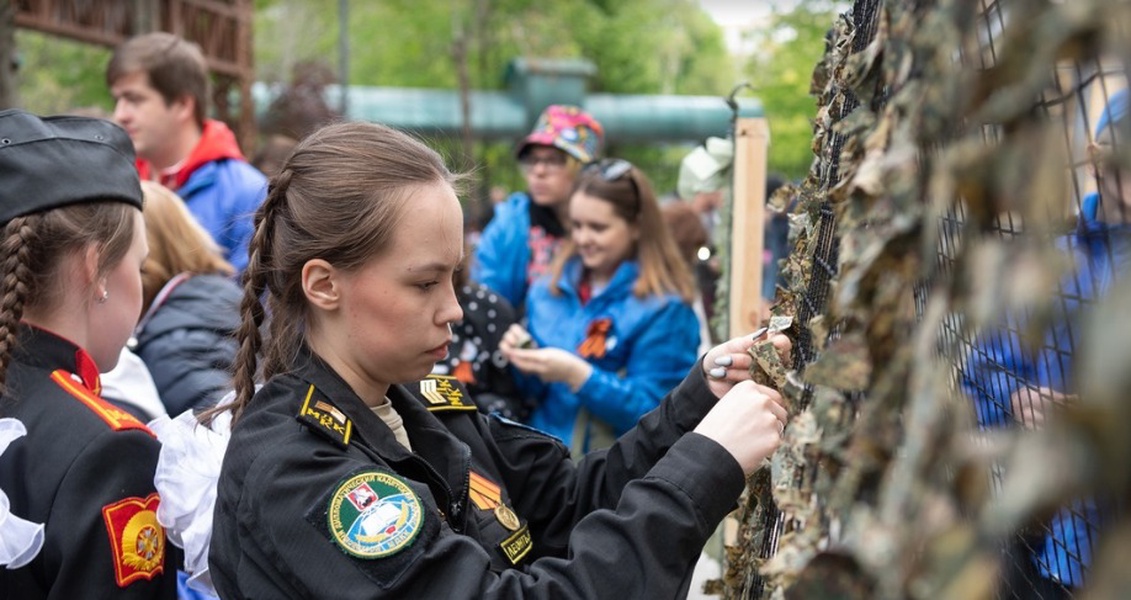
[713,0,1131,598]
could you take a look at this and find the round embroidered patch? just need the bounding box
[328,471,424,559]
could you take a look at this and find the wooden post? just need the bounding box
[728,117,769,338]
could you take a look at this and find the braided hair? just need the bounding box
[0,203,136,392]
[203,121,463,425]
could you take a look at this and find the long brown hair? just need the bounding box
[139,181,234,312]
[548,161,696,302]
[205,121,463,425]
[0,202,137,391]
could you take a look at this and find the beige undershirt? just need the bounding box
[371,397,413,452]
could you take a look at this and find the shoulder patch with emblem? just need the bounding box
[412,375,476,412]
[296,384,353,447]
[102,493,165,587]
[327,471,424,559]
[51,370,153,436]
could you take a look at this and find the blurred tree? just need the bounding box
[2,3,17,108]
[14,30,110,115]
[254,0,736,200]
[743,1,846,180]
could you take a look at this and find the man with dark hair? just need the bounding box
[107,32,266,273]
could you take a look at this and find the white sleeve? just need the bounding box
[0,418,44,569]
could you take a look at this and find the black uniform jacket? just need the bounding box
[209,346,744,599]
[0,325,178,599]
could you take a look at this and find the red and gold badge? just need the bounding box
[102,493,165,587]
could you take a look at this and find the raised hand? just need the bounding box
[693,379,787,475]
[701,328,792,399]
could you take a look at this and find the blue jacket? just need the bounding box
[178,159,266,274]
[964,212,1131,426]
[473,192,564,309]
[962,211,1131,587]
[519,258,700,453]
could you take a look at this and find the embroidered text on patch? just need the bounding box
[500,524,533,565]
[328,471,424,559]
[102,494,165,587]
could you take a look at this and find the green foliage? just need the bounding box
[15,31,111,115]
[255,0,736,202]
[743,1,846,180]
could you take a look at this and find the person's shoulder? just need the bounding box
[524,273,559,300]
[47,372,157,437]
[400,374,479,415]
[493,192,532,218]
[4,369,158,460]
[212,159,268,194]
[648,292,697,317]
[174,272,243,305]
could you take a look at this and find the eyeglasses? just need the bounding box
[519,152,570,171]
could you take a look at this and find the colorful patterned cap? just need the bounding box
[0,109,142,225]
[516,105,604,164]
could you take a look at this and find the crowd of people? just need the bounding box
[0,31,791,600]
[0,25,1115,600]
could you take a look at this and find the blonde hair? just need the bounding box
[139,181,234,312]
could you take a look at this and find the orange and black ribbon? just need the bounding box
[453,360,476,385]
[577,318,612,359]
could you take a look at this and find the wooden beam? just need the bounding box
[728,117,769,338]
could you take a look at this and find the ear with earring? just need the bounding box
[97,289,109,304]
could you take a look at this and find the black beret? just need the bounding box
[0,109,143,226]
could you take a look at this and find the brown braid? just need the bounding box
[200,169,291,426]
[0,217,37,393]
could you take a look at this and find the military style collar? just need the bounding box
[12,324,102,394]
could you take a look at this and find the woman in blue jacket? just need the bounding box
[502,159,701,454]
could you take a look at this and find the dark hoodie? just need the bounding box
[133,273,242,416]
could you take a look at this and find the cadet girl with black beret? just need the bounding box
[0,110,178,598]
[183,121,788,598]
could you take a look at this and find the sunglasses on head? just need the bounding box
[585,158,634,181]
[583,159,641,217]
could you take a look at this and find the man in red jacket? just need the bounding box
[107,32,266,273]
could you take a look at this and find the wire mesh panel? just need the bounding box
[723,0,1131,598]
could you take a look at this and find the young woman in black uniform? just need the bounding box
[202,121,789,598]
[0,110,178,598]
